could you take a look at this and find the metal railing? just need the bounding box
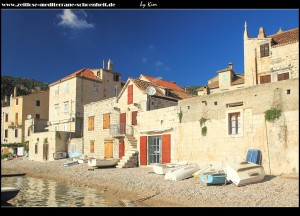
[109,123,134,136]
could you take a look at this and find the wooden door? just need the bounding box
[104,142,113,159]
[43,143,49,161]
[119,139,125,158]
[120,113,126,134]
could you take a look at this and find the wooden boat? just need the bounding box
[164,163,200,181]
[63,160,79,167]
[193,165,212,179]
[88,158,120,168]
[1,187,20,202]
[225,162,265,186]
[199,170,227,185]
[152,162,187,175]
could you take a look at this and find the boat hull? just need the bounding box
[199,171,227,185]
[1,187,20,203]
[88,158,119,167]
[225,162,265,186]
[152,163,187,175]
[164,163,200,181]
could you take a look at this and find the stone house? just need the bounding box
[83,75,195,167]
[198,25,299,95]
[1,88,49,146]
[28,60,123,161]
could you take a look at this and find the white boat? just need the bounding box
[152,162,187,175]
[164,163,200,181]
[1,187,20,202]
[88,158,120,167]
[225,162,265,186]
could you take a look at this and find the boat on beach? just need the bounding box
[198,170,227,185]
[164,163,200,181]
[225,161,265,186]
[1,187,20,203]
[63,160,79,167]
[88,158,120,168]
[152,162,187,175]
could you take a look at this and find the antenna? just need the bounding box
[146,86,156,96]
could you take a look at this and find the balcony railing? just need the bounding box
[109,123,133,136]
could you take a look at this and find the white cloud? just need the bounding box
[149,45,154,50]
[57,9,94,29]
[164,67,170,71]
[155,60,163,66]
[142,58,148,64]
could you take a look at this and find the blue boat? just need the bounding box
[246,149,262,165]
[68,152,82,158]
[198,170,227,186]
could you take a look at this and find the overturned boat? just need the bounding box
[225,162,265,186]
[152,162,187,175]
[1,187,20,203]
[164,163,200,181]
[198,170,227,186]
[88,158,120,168]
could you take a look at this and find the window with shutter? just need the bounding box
[88,116,94,131]
[128,84,133,104]
[103,114,110,129]
[90,140,95,153]
[260,75,271,84]
[260,43,270,58]
[278,72,289,81]
[132,111,138,125]
[228,112,241,135]
[140,136,147,165]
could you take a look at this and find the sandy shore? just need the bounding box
[1,157,299,207]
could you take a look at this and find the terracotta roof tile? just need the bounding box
[141,74,184,91]
[268,28,299,47]
[131,78,195,101]
[53,68,101,84]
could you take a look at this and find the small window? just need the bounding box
[5,129,8,138]
[97,71,101,77]
[287,89,291,94]
[5,113,8,122]
[226,102,243,108]
[103,114,110,129]
[228,112,241,135]
[35,143,38,154]
[64,82,69,93]
[90,140,95,153]
[35,114,40,119]
[88,116,94,131]
[15,129,18,138]
[16,98,18,105]
[54,104,59,116]
[278,72,289,81]
[92,83,99,93]
[113,74,119,82]
[64,102,69,114]
[260,43,269,58]
[15,113,18,125]
[260,75,271,84]
[55,85,59,95]
[214,102,218,105]
[36,100,40,106]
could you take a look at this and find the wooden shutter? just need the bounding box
[278,72,289,81]
[132,111,138,125]
[140,136,147,165]
[162,134,171,163]
[128,84,133,104]
[119,139,125,158]
[88,116,94,131]
[260,75,271,84]
[90,140,94,153]
[103,114,110,129]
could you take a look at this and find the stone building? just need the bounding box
[197,24,299,95]
[83,75,195,167]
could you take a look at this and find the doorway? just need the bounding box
[43,143,49,161]
[104,142,113,159]
[148,136,162,164]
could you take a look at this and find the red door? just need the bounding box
[120,113,126,134]
[162,134,171,163]
[119,139,125,158]
[140,136,147,165]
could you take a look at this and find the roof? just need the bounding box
[207,73,244,89]
[268,28,299,47]
[141,74,184,91]
[50,68,101,85]
[131,78,195,101]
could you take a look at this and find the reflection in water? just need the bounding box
[1,176,117,207]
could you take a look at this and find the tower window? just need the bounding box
[260,43,269,58]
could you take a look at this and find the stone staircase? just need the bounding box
[116,135,139,168]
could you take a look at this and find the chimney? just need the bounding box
[107,59,113,71]
[258,27,266,39]
[228,62,233,70]
[13,87,17,97]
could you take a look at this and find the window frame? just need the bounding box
[226,109,243,137]
[88,116,95,131]
[36,100,41,107]
[260,75,271,84]
[103,113,110,129]
[260,43,270,58]
[15,129,18,138]
[35,143,38,154]
[90,140,95,153]
[278,72,289,81]
[54,104,59,116]
[64,101,69,114]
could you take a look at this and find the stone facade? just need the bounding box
[139,78,298,175]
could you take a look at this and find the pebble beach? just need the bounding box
[1,157,299,207]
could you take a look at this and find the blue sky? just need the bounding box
[1,9,298,86]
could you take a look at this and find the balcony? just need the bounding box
[109,123,134,137]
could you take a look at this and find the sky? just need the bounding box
[1,9,299,87]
